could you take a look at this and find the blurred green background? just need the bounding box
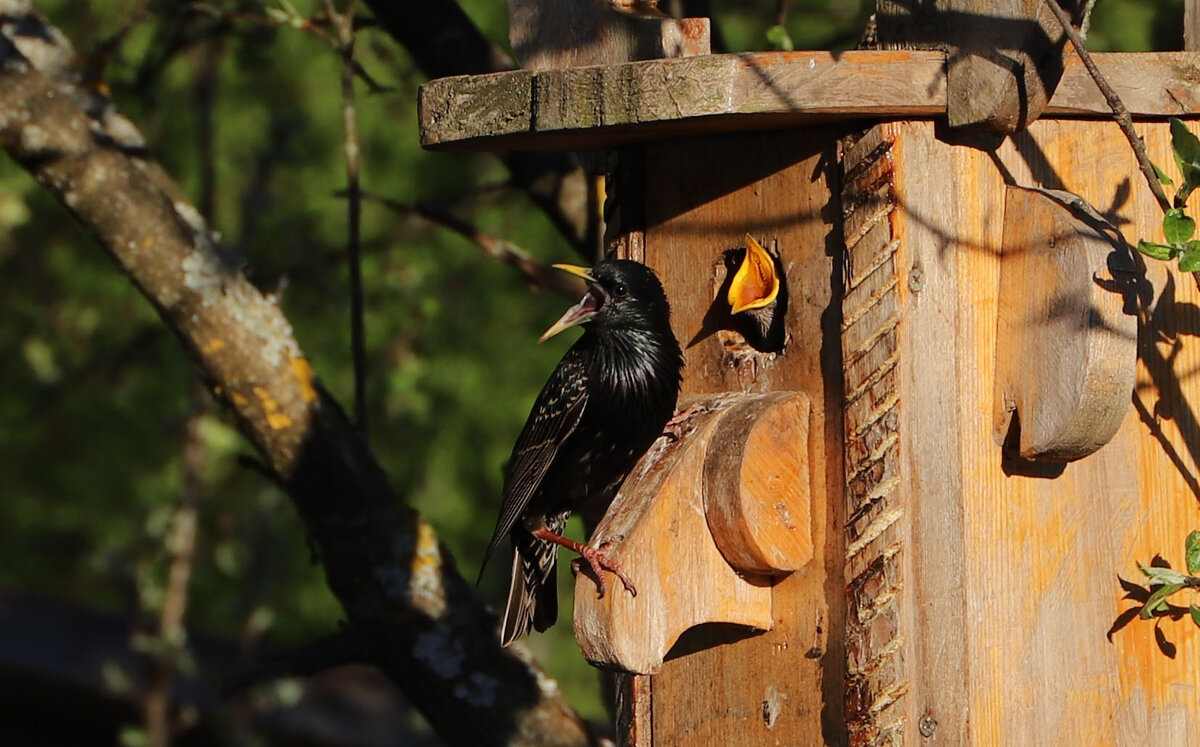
[0,0,1183,741]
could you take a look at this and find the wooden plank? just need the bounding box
[840,119,1200,743]
[1188,0,1200,51]
[840,124,909,746]
[418,51,1200,151]
[916,119,1198,743]
[840,121,973,744]
[617,128,843,744]
[890,122,971,745]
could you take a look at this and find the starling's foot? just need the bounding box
[663,402,704,442]
[583,540,637,598]
[532,527,636,598]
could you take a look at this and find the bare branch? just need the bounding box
[359,190,582,300]
[323,0,369,432]
[360,0,595,256]
[143,384,208,747]
[1044,0,1172,214]
[0,6,593,744]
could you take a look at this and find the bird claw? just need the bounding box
[571,539,637,598]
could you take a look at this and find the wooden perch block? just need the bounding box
[993,186,1137,461]
[703,393,812,574]
[573,391,812,675]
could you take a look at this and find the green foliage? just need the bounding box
[765,25,794,51]
[1138,120,1200,271]
[1131,534,1200,630]
[1085,0,1186,52]
[1187,530,1200,575]
[1170,118,1200,205]
[1,0,593,723]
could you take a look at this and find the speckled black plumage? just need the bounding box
[480,260,683,646]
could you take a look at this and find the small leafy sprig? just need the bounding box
[1134,530,1200,628]
[1138,119,1200,270]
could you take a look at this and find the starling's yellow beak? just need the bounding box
[727,234,779,315]
[539,264,601,342]
[550,263,596,282]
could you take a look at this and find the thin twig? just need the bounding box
[357,190,582,300]
[183,2,391,92]
[1079,0,1098,40]
[144,383,208,747]
[323,0,368,433]
[1044,0,1172,214]
[773,0,791,27]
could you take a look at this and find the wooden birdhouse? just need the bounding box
[419,2,1200,743]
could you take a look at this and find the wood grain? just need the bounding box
[1188,0,1200,52]
[621,128,845,745]
[911,120,1196,743]
[840,124,908,746]
[573,392,812,675]
[704,393,813,574]
[418,51,1200,151]
[994,186,1138,460]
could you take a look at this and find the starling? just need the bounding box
[727,234,785,351]
[480,259,684,646]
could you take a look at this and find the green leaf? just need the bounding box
[1137,239,1178,261]
[1186,530,1200,575]
[765,25,794,51]
[1192,604,1200,629]
[1138,562,1188,585]
[1139,583,1184,619]
[1171,118,1200,203]
[1181,242,1200,272]
[1153,161,1175,186]
[1164,208,1196,244]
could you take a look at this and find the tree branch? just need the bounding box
[361,0,595,257]
[1043,0,1172,214]
[324,0,369,432]
[358,190,582,300]
[0,6,592,745]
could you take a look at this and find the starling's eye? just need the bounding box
[611,282,628,299]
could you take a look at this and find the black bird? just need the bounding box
[480,259,683,646]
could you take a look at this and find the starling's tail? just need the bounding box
[500,540,558,646]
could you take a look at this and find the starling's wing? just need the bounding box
[479,352,589,575]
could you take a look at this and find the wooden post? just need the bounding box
[1187,0,1200,51]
